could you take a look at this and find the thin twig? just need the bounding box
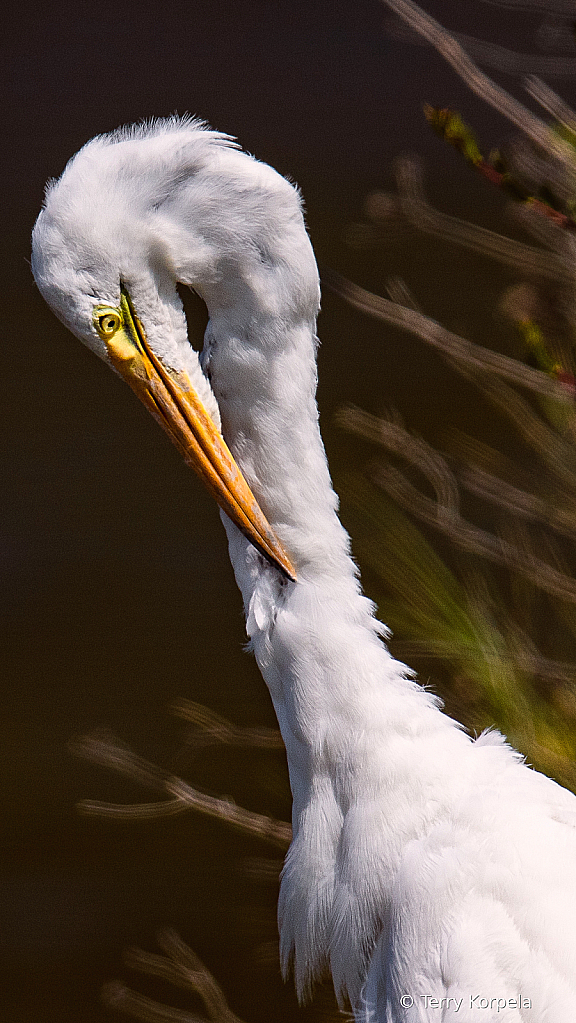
[451,33,576,79]
[171,700,283,749]
[73,730,291,846]
[385,275,422,311]
[392,156,571,280]
[71,731,172,793]
[478,0,574,12]
[119,931,246,1023]
[458,463,576,538]
[385,15,576,77]
[167,778,291,850]
[79,798,189,819]
[339,406,576,605]
[380,0,570,163]
[322,268,571,400]
[466,371,576,494]
[526,76,576,131]
[371,460,576,605]
[336,405,461,518]
[103,982,206,1023]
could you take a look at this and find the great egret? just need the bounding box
[31,118,576,1022]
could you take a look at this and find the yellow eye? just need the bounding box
[93,306,122,339]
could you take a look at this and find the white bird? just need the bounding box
[31,118,576,1023]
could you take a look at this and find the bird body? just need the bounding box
[32,119,576,1021]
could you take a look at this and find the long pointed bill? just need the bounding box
[97,288,296,581]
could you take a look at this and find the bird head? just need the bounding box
[31,117,299,581]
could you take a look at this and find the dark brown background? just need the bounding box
[2,1,575,1020]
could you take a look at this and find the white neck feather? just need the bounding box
[202,216,468,1007]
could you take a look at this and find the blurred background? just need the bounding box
[3,1,576,1020]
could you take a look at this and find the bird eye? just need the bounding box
[93,306,122,339]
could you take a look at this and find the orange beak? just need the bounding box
[95,288,296,581]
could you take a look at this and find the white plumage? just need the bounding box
[31,119,576,1022]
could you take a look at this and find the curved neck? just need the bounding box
[198,236,355,586]
[191,166,467,1011]
[216,320,352,576]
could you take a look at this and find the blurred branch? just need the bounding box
[447,33,576,79]
[72,725,291,849]
[458,462,576,538]
[335,0,576,786]
[384,14,576,77]
[467,372,576,493]
[380,0,572,164]
[392,155,570,279]
[423,108,576,230]
[371,458,576,603]
[336,406,460,518]
[103,929,247,1023]
[322,268,571,399]
[384,275,421,311]
[71,731,175,795]
[526,76,576,130]
[166,778,291,850]
[477,1,575,12]
[171,700,283,750]
[339,406,576,605]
